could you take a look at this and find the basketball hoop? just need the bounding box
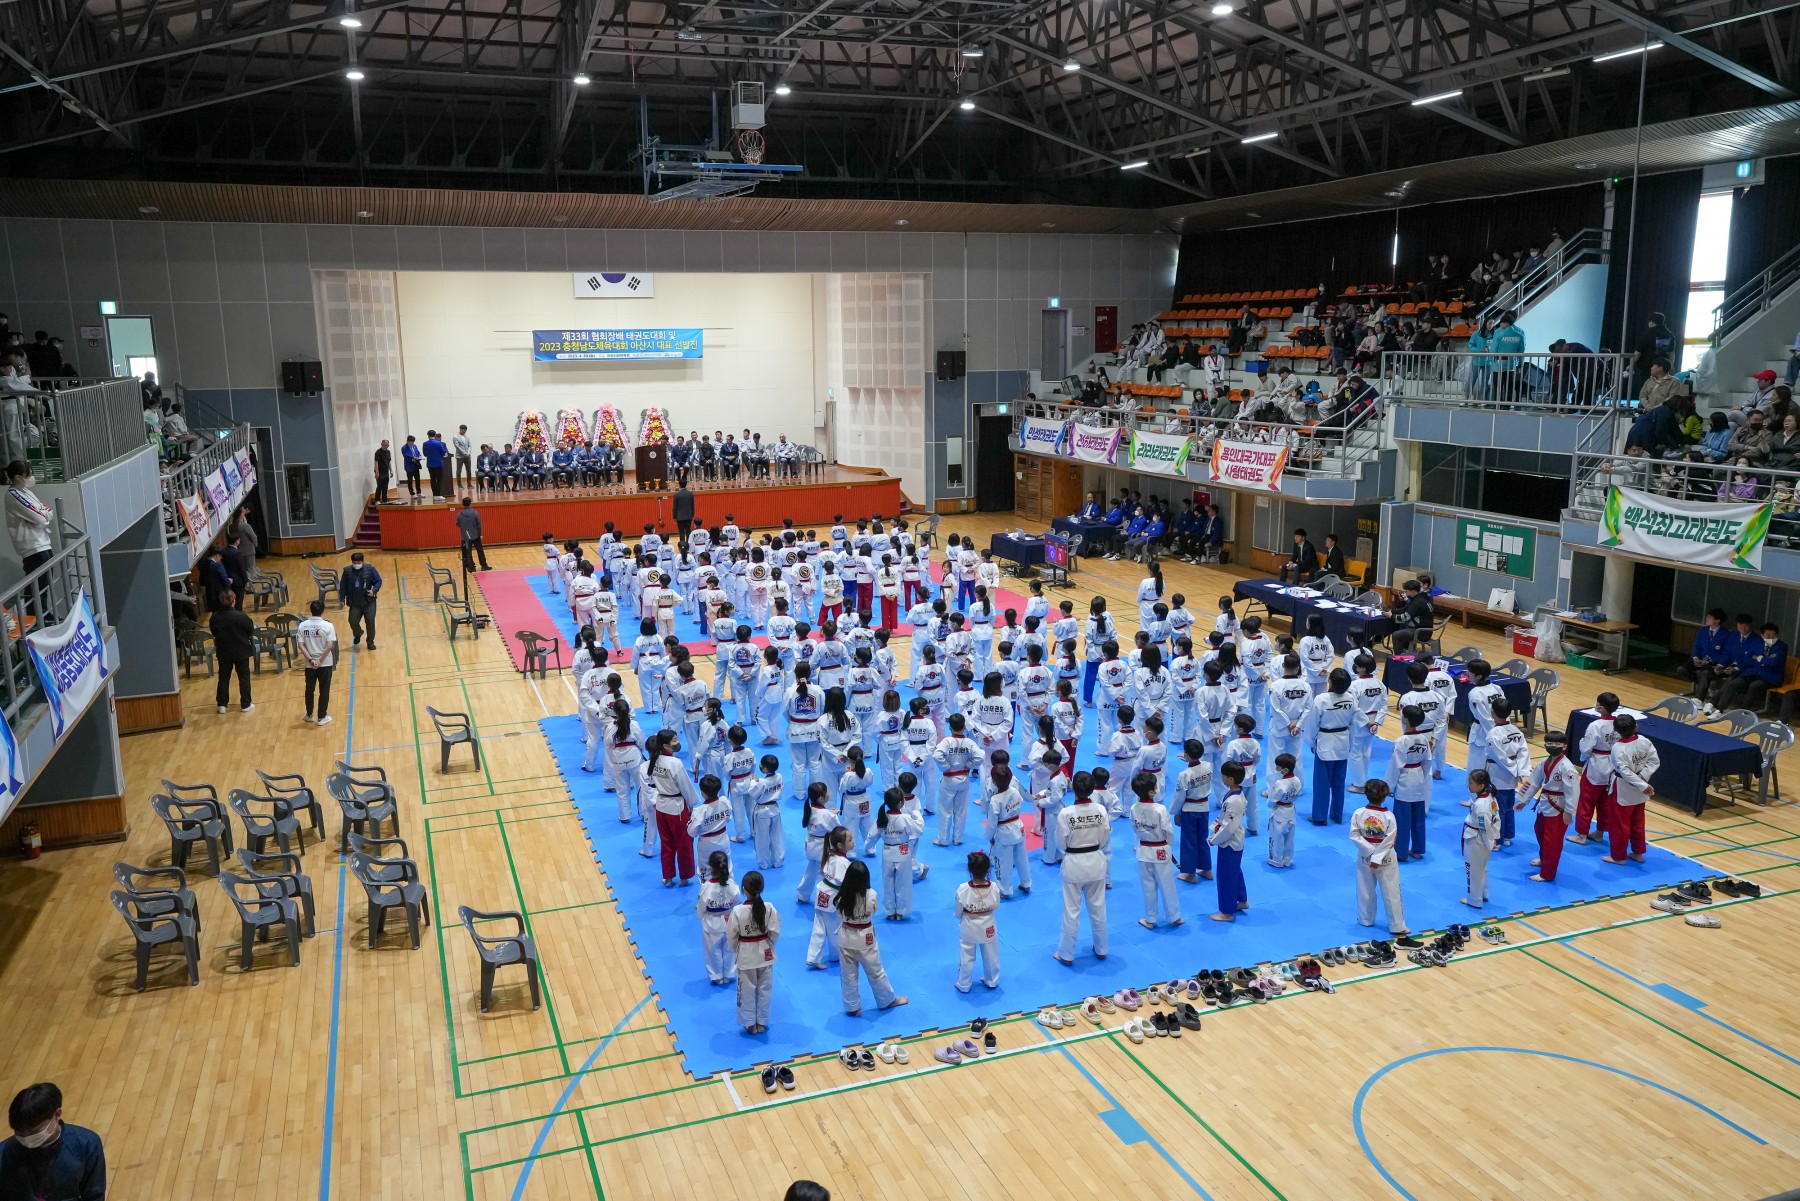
[737,130,765,165]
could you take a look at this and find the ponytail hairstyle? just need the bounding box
[1151,562,1164,596]
[741,870,767,934]
[835,858,873,919]
[908,696,930,719]
[1216,643,1241,672]
[1037,714,1056,745]
[846,744,867,778]
[823,685,850,732]
[707,849,730,885]
[876,786,903,829]
[1090,595,1107,618]
[793,661,813,700]
[612,699,634,741]
[645,728,674,776]
[1056,677,1080,714]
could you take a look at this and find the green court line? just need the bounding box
[1691,833,1800,857]
[456,1023,665,1068]
[461,676,498,793]
[459,1078,716,1141]
[459,1050,685,1100]
[397,566,414,675]
[527,899,617,916]
[575,1108,607,1201]
[422,820,465,1102]
[459,1131,477,1201]
[1108,1035,1288,1201]
[1520,949,1800,1103]
[495,808,571,1074]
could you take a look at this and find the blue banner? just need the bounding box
[533,328,704,361]
[25,588,109,740]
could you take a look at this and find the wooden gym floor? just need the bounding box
[3,511,1799,1200]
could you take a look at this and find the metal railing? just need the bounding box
[1713,242,1800,346]
[1568,450,1800,537]
[1473,228,1610,325]
[1382,350,1634,415]
[0,378,148,481]
[0,508,96,723]
[161,422,252,546]
[1011,395,1387,481]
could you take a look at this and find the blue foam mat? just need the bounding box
[540,711,1713,1080]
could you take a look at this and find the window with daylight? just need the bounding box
[1681,191,1734,371]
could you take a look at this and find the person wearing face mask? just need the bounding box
[0,1082,105,1201]
[5,459,53,579]
[1714,622,1788,713]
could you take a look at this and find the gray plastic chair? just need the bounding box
[263,611,301,655]
[227,788,307,856]
[1324,581,1356,600]
[219,871,303,970]
[459,905,541,1012]
[428,565,459,604]
[1353,590,1383,607]
[1702,707,1760,738]
[1495,657,1530,679]
[1644,695,1701,724]
[235,849,317,938]
[111,890,200,991]
[348,832,412,875]
[442,596,480,640]
[326,770,400,852]
[1523,666,1560,736]
[150,793,232,874]
[250,626,289,674]
[515,631,562,678]
[1446,646,1483,665]
[257,770,326,842]
[427,707,481,772]
[112,861,201,936]
[176,624,215,677]
[351,850,431,950]
[1750,721,1792,803]
[310,565,342,608]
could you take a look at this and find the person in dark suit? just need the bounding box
[1321,532,1348,581]
[199,548,233,611]
[673,485,696,538]
[1390,579,1435,636]
[209,591,256,713]
[1277,528,1318,584]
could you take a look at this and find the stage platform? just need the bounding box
[375,464,905,550]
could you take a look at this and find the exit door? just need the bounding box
[105,315,157,381]
[1040,308,1070,382]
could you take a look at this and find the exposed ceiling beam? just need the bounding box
[0,37,131,145]
[974,103,1210,199]
[1583,0,1795,100]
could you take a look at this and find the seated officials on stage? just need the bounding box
[522,446,547,489]
[671,436,694,485]
[476,445,499,492]
[695,433,717,480]
[578,442,601,486]
[551,444,578,488]
[775,434,801,478]
[1277,527,1319,583]
[1076,491,1103,521]
[600,442,624,485]
[498,443,521,491]
[1321,532,1347,580]
[719,435,741,479]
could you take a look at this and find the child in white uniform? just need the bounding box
[724,872,779,1034]
[1346,653,1387,790]
[746,755,786,869]
[986,764,1032,898]
[1054,774,1111,963]
[1265,753,1302,868]
[1385,703,1436,862]
[807,827,853,969]
[1462,769,1501,906]
[1350,780,1408,934]
[695,851,740,985]
[686,775,734,878]
[1464,660,1503,774]
[835,858,907,1015]
[955,850,1002,991]
[1129,770,1181,929]
[876,788,924,918]
[543,533,562,593]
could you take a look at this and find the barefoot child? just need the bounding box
[1385,704,1436,862]
[725,871,778,1034]
[986,764,1032,898]
[1174,739,1213,882]
[835,858,908,1015]
[1519,730,1579,882]
[956,850,1001,991]
[747,754,786,869]
[1208,761,1249,921]
[876,788,924,918]
[1223,714,1262,835]
[1483,698,1532,847]
[1129,769,1182,929]
[1462,769,1501,907]
[686,774,734,877]
[696,850,740,985]
[1265,753,1301,868]
[1604,714,1660,865]
[1350,779,1408,935]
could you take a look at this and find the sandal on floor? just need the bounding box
[1684,912,1723,928]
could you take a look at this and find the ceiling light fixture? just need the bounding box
[1211,2,1232,14]
[1241,131,1277,144]
[1574,161,1600,170]
[1184,146,1212,157]
[1041,222,1057,228]
[1593,42,1660,63]
[959,98,976,110]
[1062,57,1080,72]
[1384,189,1405,198]
[774,82,791,95]
[1120,160,1149,171]
[959,44,984,58]
[338,14,362,27]
[356,210,373,218]
[137,205,159,214]
[1525,66,1570,81]
[1410,88,1462,106]
[572,72,590,85]
[345,67,365,81]
[676,24,701,40]
[553,215,567,223]
[895,219,909,226]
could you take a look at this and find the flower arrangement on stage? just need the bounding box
[638,406,672,445]
[513,410,550,453]
[591,405,632,451]
[553,408,589,448]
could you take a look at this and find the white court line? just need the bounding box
[719,1071,746,1112]
[527,674,550,717]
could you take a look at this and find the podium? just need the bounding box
[634,443,668,490]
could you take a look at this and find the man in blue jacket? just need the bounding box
[1688,607,1733,706]
[422,429,449,500]
[1077,491,1103,521]
[1715,621,1788,713]
[1126,511,1165,561]
[497,443,521,491]
[0,1083,104,1201]
[1697,613,1752,711]
[522,445,546,489]
[550,443,577,489]
[339,551,383,650]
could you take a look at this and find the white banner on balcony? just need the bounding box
[1069,422,1124,465]
[1601,485,1772,572]
[1128,429,1192,476]
[1208,438,1290,492]
[204,469,229,512]
[221,453,242,492]
[235,449,256,489]
[26,589,110,740]
[177,493,209,551]
[1019,416,1069,456]
[0,707,18,810]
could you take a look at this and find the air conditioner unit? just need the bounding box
[731,81,765,131]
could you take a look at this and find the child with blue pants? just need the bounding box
[1174,740,1214,882]
[1209,762,1249,920]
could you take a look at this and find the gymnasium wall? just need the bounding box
[393,270,819,449]
[0,218,1174,543]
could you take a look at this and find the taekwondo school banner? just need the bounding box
[234,449,256,489]
[532,329,703,361]
[1068,422,1124,466]
[177,493,209,551]
[1019,416,1069,456]
[571,272,655,299]
[204,469,229,512]
[26,589,109,740]
[1601,485,1772,571]
[1128,429,1192,476]
[220,453,242,493]
[0,707,19,812]
[1209,438,1290,492]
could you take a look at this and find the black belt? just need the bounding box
[1065,845,1103,854]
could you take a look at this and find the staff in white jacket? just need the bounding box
[1603,715,1660,865]
[724,872,779,1034]
[4,459,53,575]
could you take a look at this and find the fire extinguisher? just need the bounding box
[19,822,41,860]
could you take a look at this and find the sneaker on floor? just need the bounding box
[217,705,228,715]
[317,715,334,726]
[303,714,316,723]
[240,704,255,713]
[760,1067,778,1094]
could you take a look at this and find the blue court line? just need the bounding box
[1519,920,1800,1071]
[1032,1025,1215,1200]
[318,639,358,1201]
[511,992,654,1201]
[1353,1046,1766,1201]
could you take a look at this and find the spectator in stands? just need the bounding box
[140,371,161,409]
[1277,528,1318,584]
[1690,411,1733,464]
[1624,384,1684,454]
[1597,444,1652,491]
[1629,312,1678,399]
[1727,409,1773,465]
[1352,328,1380,373]
[23,331,57,379]
[1769,413,1800,472]
[1733,369,1779,427]
[1719,459,1764,501]
[1787,329,1800,387]
[1488,311,1528,405]
[1687,608,1734,704]
[141,395,163,457]
[1713,621,1788,713]
[5,459,54,606]
[1,1082,106,1201]
[161,401,203,458]
[1145,341,1176,383]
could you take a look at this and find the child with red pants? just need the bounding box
[1603,715,1660,864]
[1518,730,1580,882]
[645,730,701,885]
[1571,693,1620,844]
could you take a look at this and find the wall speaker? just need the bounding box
[935,350,966,382]
[280,358,324,396]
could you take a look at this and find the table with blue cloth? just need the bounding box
[1051,517,1115,554]
[1564,707,1761,815]
[1233,579,1395,649]
[1382,656,1532,728]
[990,532,1046,571]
